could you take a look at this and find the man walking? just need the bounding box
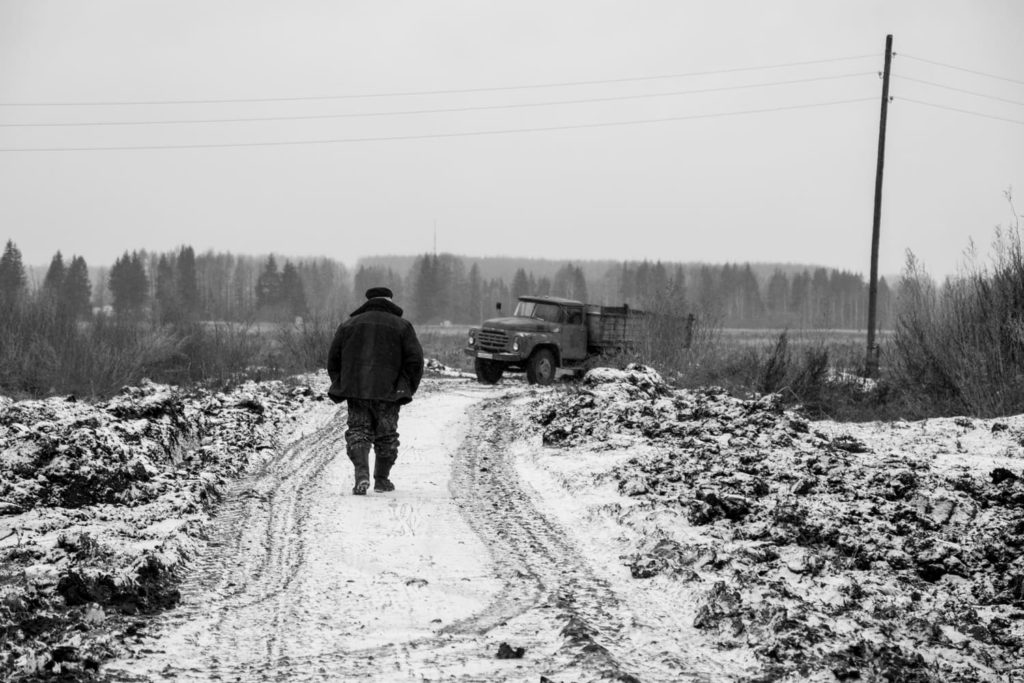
[327,286,424,495]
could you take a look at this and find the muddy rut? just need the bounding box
[102,383,707,682]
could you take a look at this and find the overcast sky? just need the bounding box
[1,0,1022,279]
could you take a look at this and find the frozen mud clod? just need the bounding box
[495,641,526,659]
[530,364,1024,681]
[0,376,324,677]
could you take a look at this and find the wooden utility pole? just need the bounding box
[866,34,892,377]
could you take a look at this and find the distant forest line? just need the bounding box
[9,242,893,330]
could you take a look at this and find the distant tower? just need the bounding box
[433,220,437,255]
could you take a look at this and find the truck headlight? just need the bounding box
[468,331,476,346]
[512,336,521,351]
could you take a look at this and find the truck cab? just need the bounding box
[465,295,586,385]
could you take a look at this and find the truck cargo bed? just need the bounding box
[585,305,647,351]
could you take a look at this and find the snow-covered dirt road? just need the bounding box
[102,380,699,682]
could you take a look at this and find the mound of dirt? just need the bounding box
[531,364,1024,681]
[0,377,325,678]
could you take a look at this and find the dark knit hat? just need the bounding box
[365,286,394,300]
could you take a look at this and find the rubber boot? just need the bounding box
[348,445,371,495]
[373,452,397,493]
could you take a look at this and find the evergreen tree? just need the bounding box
[467,263,482,321]
[109,251,148,316]
[281,260,307,317]
[133,252,149,311]
[112,256,134,313]
[452,256,469,322]
[177,246,199,319]
[766,270,789,316]
[649,262,669,299]
[354,264,381,302]
[385,268,403,303]
[42,251,67,297]
[0,239,27,308]
[552,263,587,300]
[255,256,283,313]
[416,254,442,322]
[669,265,687,309]
[62,256,92,319]
[790,270,811,325]
[155,254,178,323]
[810,268,831,327]
[738,264,763,325]
[536,276,552,296]
[695,266,719,314]
[510,268,530,301]
[570,265,588,302]
[435,254,466,323]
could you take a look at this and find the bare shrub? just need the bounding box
[697,330,830,406]
[626,293,725,386]
[275,317,335,373]
[759,332,791,394]
[892,210,1024,417]
[148,322,270,387]
[0,301,179,397]
[73,316,178,394]
[791,344,830,408]
[0,300,68,395]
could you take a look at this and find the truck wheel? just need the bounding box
[526,349,556,385]
[474,358,504,384]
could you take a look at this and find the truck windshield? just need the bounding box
[513,301,562,322]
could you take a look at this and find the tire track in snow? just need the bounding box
[102,385,525,681]
[449,396,698,682]
[101,406,348,680]
[102,384,702,681]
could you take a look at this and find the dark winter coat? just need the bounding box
[326,298,424,405]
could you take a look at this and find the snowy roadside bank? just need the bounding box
[514,365,1024,682]
[0,375,331,679]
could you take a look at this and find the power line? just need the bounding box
[0,54,878,107]
[898,53,1024,87]
[0,97,875,153]
[0,72,875,128]
[898,97,1024,126]
[895,75,1024,107]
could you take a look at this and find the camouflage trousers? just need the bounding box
[345,399,402,467]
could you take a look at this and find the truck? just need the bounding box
[464,295,649,385]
